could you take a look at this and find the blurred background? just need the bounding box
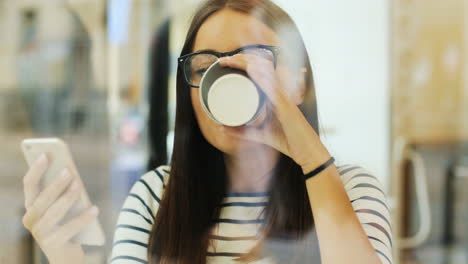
[0,0,467,263]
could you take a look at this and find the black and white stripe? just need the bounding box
[110,164,393,264]
[338,164,393,264]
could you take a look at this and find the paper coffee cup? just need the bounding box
[199,61,266,127]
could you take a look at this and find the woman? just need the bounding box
[22,0,393,263]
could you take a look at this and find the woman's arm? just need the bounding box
[217,54,391,263]
[302,161,385,264]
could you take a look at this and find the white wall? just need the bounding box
[274,0,391,188]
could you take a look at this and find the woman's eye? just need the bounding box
[195,68,207,76]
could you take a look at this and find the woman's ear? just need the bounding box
[293,67,307,105]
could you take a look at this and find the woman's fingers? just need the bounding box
[21,155,89,263]
[23,153,49,209]
[218,54,273,86]
[46,206,99,246]
[23,168,73,230]
[217,53,299,159]
[218,54,293,113]
[32,179,82,240]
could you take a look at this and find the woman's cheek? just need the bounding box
[190,88,249,154]
[191,91,223,145]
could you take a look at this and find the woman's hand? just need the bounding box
[22,153,99,264]
[218,54,331,171]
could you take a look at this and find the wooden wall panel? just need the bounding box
[391,0,467,144]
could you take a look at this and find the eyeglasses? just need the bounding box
[178,44,281,88]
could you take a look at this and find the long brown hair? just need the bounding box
[148,0,323,263]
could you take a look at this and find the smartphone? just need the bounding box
[21,137,105,246]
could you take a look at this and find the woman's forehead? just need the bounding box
[193,9,279,53]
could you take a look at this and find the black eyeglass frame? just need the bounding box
[177,44,281,88]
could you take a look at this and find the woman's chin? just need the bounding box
[214,132,258,153]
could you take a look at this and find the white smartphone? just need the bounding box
[21,137,106,246]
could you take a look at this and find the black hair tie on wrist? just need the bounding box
[303,156,335,181]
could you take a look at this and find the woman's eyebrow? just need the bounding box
[194,45,245,53]
[194,48,218,53]
[193,44,266,54]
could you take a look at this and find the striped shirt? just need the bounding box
[110,164,393,264]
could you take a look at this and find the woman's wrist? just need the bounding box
[302,156,335,180]
[300,146,332,175]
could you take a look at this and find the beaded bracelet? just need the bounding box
[303,156,335,181]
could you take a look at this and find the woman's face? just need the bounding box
[190,9,281,155]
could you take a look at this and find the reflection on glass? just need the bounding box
[0,0,467,263]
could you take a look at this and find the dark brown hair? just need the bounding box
[148,0,321,263]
